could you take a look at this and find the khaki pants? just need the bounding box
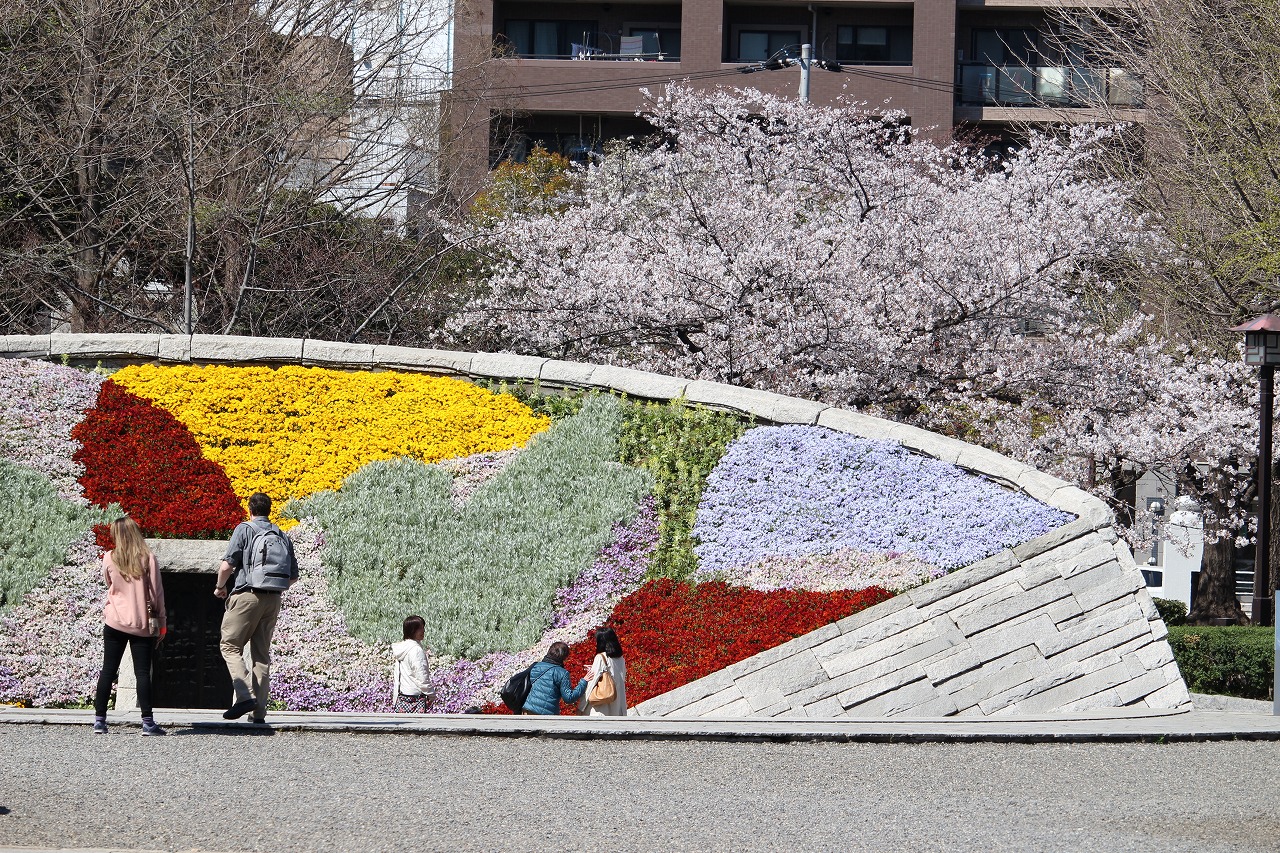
[220,590,282,720]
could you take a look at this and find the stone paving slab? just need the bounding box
[5,704,1280,744]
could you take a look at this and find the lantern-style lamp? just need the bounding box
[1231,314,1280,714]
[1234,314,1280,366]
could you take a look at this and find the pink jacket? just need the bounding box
[102,551,166,637]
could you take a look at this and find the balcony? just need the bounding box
[496,12,681,61]
[957,63,1142,109]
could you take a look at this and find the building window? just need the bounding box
[626,25,680,60]
[734,28,804,62]
[503,20,598,58]
[836,26,912,65]
[971,28,1040,66]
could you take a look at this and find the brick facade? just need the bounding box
[449,0,1138,189]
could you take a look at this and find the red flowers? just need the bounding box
[73,380,245,540]
[569,580,892,707]
[487,580,892,714]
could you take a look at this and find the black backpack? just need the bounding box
[500,665,534,713]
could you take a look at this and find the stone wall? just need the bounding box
[634,521,1187,718]
[4,333,1190,716]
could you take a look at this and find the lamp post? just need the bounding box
[1232,314,1280,629]
[1231,314,1280,715]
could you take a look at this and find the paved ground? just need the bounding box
[7,703,1280,744]
[2,722,1280,853]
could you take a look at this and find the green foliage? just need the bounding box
[0,460,112,610]
[618,399,751,581]
[470,384,753,580]
[293,396,652,657]
[1167,625,1274,700]
[478,380,587,421]
[469,147,577,226]
[1153,597,1188,626]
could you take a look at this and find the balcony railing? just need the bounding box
[957,63,1142,108]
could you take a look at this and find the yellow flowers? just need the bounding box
[110,364,550,527]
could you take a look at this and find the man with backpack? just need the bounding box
[213,492,299,724]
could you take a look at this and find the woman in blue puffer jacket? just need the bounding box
[522,641,588,715]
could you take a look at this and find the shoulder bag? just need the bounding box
[588,654,616,705]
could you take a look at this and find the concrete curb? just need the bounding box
[1191,692,1274,714]
[5,706,1278,744]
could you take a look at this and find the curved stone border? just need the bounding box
[2,332,1102,521]
[3,333,1187,716]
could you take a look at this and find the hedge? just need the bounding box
[1167,625,1274,700]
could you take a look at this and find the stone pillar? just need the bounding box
[115,647,139,714]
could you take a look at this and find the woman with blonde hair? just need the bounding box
[93,516,167,735]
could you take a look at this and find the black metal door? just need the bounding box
[152,571,232,709]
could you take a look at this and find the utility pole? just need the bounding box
[799,43,811,103]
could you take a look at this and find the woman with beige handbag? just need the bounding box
[579,627,627,717]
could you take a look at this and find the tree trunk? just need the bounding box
[1189,534,1249,624]
[1189,475,1249,625]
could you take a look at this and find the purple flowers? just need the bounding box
[0,359,102,503]
[0,533,106,706]
[693,426,1074,580]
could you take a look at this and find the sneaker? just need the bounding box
[251,716,267,725]
[92,720,108,734]
[223,698,257,720]
[141,720,167,736]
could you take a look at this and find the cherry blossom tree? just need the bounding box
[455,84,1260,622]
[458,85,1147,409]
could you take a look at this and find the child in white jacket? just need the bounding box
[392,614,436,713]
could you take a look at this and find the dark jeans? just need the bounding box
[94,624,154,717]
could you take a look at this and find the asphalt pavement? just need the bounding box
[3,722,1280,853]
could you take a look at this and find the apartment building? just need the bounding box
[449,0,1142,175]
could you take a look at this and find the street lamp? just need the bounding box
[1231,313,1280,631]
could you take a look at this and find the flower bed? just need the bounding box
[0,531,107,705]
[694,426,1075,579]
[0,358,102,503]
[483,579,894,714]
[428,496,659,712]
[0,358,1082,713]
[109,363,550,526]
[728,549,943,593]
[567,579,893,707]
[268,521,396,712]
[0,460,112,612]
[293,396,653,657]
[73,381,245,540]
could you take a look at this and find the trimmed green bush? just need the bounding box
[1153,597,1188,626]
[618,399,751,581]
[1167,625,1274,700]
[293,395,652,657]
[0,460,113,609]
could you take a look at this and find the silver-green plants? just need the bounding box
[0,460,114,609]
[293,396,653,657]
